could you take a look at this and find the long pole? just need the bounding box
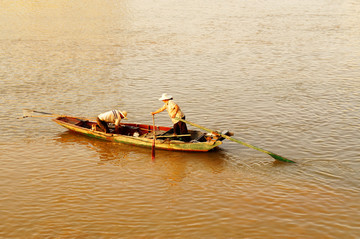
[176,118,295,163]
[19,109,96,120]
[151,115,156,160]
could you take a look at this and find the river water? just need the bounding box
[1,0,359,238]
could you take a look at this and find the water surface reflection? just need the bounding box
[55,131,230,183]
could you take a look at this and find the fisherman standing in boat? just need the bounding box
[96,110,127,133]
[151,93,189,140]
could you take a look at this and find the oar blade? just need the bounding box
[268,152,295,163]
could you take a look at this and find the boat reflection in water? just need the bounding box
[54,130,141,164]
[54,130,230,184]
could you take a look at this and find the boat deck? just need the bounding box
[57,116,210,143]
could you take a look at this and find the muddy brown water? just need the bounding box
[1,0,359,238]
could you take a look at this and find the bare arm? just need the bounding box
[151,105,166,115]
[114,118,121,133]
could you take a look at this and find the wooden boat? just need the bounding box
[52,116,229,152]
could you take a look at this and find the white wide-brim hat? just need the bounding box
[120,111,128,119]
[159,93,173,101]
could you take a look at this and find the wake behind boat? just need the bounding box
[52,116,229,152]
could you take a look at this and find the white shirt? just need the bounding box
[98,110,123,126]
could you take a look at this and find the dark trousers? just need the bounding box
[173,116,190,141]
[97,117,109,133]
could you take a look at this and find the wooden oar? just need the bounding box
[151,115,156,160]
[176,118,295,163]
[19,109,62,119]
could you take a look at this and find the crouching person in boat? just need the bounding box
[151,93,190,141]
[96,110,127,133]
